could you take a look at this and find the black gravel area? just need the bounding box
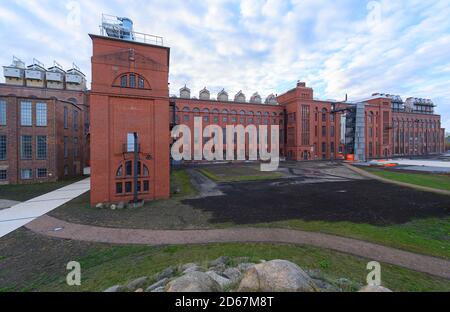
[183,179,450,226]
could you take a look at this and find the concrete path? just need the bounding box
[0,178,90,238]
[345,164,450,196]
[26,214,450,279]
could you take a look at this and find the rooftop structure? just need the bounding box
[100,14,164,46]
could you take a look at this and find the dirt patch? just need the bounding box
[183,179,450,226]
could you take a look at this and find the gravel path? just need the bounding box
[26,214,450,279]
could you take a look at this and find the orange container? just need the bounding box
[346,154,355,161]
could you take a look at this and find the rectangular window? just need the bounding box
[223,117,228,122]
[129,74,136,88]
[73,110,79,131]
[0,100,6,125]
[21,101,32,126]
[64,107,68,129]
[0,135,6,160]
[64,136,68,158]
[21,135,32,159]
[21,169,33,180]
[322,126,327,137]
[214,117,219,123]
[137,181,141,192]
[116,182,123,194]
[184,115,190,122]
[330,126,335,137]
[36,103,47,126]
[0,169,7,180]
[125,181,132,193]
[143,180,149,192]
[203,116,209,122]
[37,168,48,178]
[37,136,47,159]
[64,165,69,176]
[74,137,79,158]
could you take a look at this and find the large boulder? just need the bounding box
[127,276,149,290]
[206,271,232,288]
[223,268,242,283]
[359,285,393,292]
[166,272,222,292]
[237,260,318,292]
[156,267,176,281]
[145,278,169,292]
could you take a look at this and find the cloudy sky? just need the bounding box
[1,0,450,129]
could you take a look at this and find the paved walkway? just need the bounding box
[345,164,450,196]
[26,214,450,279]
[0,178,90,238]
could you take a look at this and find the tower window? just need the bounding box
[120,75,127,87]
[129,74,136,88]
[138,77,145,89]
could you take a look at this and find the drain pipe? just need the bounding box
[133,132,139,203]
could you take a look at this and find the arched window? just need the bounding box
[222,109,229,114]
[183,107,190,113]
[264,112,270,116]
[116,164,123,177]
[240,110,246,115]
[203,108,210,114]
[256,111,262,116]
[231,110,237,115]
[193,107,200,114]
[117,73,147,89]
[248,111,254,116]
[212,109,220,114]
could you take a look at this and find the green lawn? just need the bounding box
[49,169,450,260]
[256,218,450,260]
[171,169,197,198]
[0,177,85,202]
[20,243,450,292]
[362,167,450,191]
[198,166,283,183]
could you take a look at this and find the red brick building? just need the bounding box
[87,17,445,205]
[89,34,171,205]
[0,59,89,184]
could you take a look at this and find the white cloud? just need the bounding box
[0,0,449,129]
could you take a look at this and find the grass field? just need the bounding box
[0,177,85,202]
[49,169,450,259]
[362,167,450,191]
[3,240,449,292]
[198,165,283,182]
[256,217,450,260]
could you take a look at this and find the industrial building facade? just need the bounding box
[0,58,89,184]
[88,18,445,206]
[1,16,445,204]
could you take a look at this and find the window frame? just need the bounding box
[36,102,47,127]
[20,101,32,126]
[36,135,47,160]
[21,135,33,160]
[0,100,6,126]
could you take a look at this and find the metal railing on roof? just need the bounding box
[99,14,164,46]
